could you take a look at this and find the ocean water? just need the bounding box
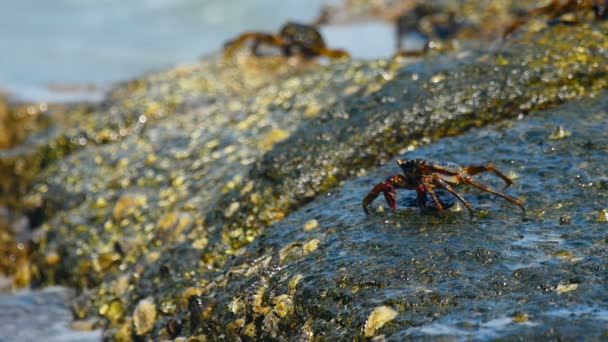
[0,287,102,342]
[0,0,327,101]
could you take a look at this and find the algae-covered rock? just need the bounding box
[198,93,608,340]
[11,14,608,341]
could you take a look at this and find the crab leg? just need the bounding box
[317,47,350,59]
[415,184,428,208]
[421,176,446,217]
[461,176,526,214]
[460,164,513,188]
[432,175,475,220]
[362,175,407,214]
[223,33,287,60]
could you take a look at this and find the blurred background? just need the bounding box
[0,0,329,101]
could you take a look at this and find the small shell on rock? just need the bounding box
[224,202,240,218]
[279,243,304,264]
[133,297,157,336]
[99,298,124,324]
[548,125,571,140]
[303,239,320,255]
[273,294,294,318]
[363,306,398,338]
[512,312,529,323]
[556,283,578,294]
[288,274,304,295]
[112,194,147,221]
[450,202,464,212]
[303,219,319,231]
[71,318,100,331]
[598,209,608,223]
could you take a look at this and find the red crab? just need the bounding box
[362,159,526,219]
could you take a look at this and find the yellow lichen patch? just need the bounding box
[157,211,178,230]
[115,319,133,342]
[100,298,125,325]
[223,175,243,193]
[363,306,398,338]
[273,294,294,318]
[182,287,204,302]
[157,211,192,241]
[303,102,321,118]
[227,318,246,336]
[303,239,320,255]
[224,202,240,218]
[112,194,147,221]
[512,312,529,323]
[288,274,304,295]
[192,236,208,250]
[258,128,290,151]
[94,196,109,209]
[279,243,303,264]
[495,54,509,65]
[240,181,254,195]
[236,113,262,131]
[556,283,578,294]
[133,297,157,336]
[300,319,314,340]
[343,85,360,96]
[303,219,318,231]
[146,251,161,264]
[553,250,575,260]
[253,286,270,316]
[243,322,257,339]
[598,209,608,223]
[96,251,121,272]
[229,297,244,315]
[12,258,31,288]
[112,275,130,297]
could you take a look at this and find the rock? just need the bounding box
[364,306,398,338]
[133,297,157,336]
[1,4,607,340]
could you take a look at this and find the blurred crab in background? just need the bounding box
[505,0,608,37]
[223,22,350,60]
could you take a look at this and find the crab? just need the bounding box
[505,0,608,37]
[362,159,526,219]
[223,22,350,60]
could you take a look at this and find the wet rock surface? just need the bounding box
[0,7,608,341]
[209,94,608,340]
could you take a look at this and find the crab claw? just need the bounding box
[416,184,427,208]
[362,180,397,214]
